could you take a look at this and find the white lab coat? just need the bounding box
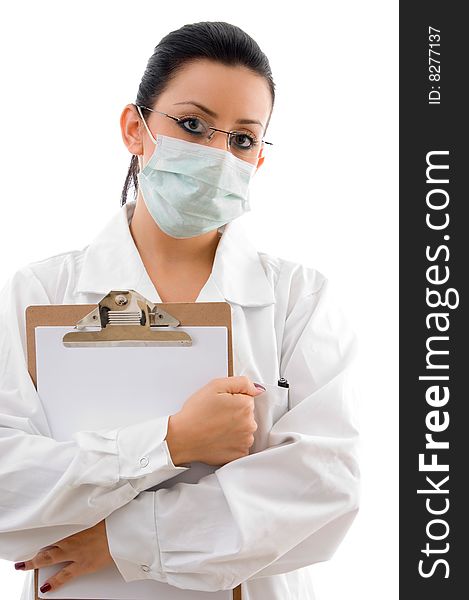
[0,200,360,600]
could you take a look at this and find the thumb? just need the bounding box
[218,376,266,396]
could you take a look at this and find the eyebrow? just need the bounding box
[173,100,265,129]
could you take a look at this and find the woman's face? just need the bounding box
[122,58,273,169]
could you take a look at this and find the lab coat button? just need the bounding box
[140,564,150,572]
[139,456,149,468]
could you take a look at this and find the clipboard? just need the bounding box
[25,289,242,600]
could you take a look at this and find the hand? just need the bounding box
[165,375,265,466]
[14,519,113,594]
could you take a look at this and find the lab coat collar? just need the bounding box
[74,201,276,307]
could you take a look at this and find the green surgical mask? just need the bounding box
[137,116,257,239]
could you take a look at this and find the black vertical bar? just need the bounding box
[400,3,466,597]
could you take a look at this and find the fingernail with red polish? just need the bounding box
[14,562,25,570]
[40,583,51,593]
[254,382,266,391]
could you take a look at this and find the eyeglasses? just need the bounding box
[135,104,273,160]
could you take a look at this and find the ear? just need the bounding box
[120,104,144,156]
[256,146,265,171]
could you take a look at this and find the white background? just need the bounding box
[0,1,398,599]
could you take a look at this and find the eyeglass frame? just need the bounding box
[135,104,273,155]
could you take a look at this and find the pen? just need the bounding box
[278,377,290,410]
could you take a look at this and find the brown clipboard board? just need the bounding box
[26,295,242,600]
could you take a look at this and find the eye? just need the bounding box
[177,117,207,136]
[231,132,258,150]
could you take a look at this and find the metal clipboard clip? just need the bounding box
[62,289,193,348]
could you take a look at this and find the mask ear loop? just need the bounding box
[135,104,158,172]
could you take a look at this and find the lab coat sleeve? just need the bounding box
[0,266,189,563]
[104,275,360,591]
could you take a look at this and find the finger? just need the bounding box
[213,376,265,396]
[230,393,255,410]
[39,561,78,594]
[15,546,66,571]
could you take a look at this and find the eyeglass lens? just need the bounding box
[174,115,266,159]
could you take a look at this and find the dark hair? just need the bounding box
[121,21,275,206]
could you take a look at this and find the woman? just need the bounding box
[0,21,359,600]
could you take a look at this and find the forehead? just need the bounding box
[158,58,272,125]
